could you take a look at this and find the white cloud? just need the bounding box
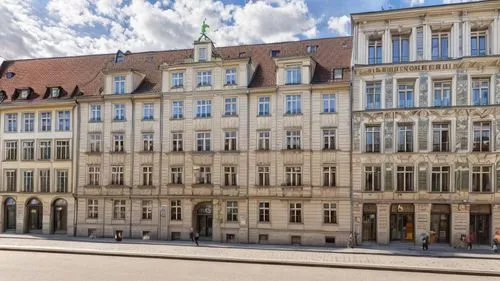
[0,0,320,59]
[410,0,425,6]
[327,15,350,36]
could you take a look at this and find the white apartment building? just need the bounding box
[351,0,500,245]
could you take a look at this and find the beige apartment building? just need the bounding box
[351,0,500,245]
[68,37,352,246]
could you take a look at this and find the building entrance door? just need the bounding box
[4,198,16,231]
[52,199,67,234]
[27,198,43,233]
[390,204,414,241]
[194,203,213,239]
[430,204,450,243]
[362,204,377,241]
[470,205,491,245]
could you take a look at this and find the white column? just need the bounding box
[463,20,470,57]
[383,28,391,64]
[423,25,432,60]
[410,26,417,61]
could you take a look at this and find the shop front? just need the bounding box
[470,204,491,245]
[430,204,450,244]
[390,204,414,242]
[362,204,377,241]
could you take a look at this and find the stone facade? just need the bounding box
[352,1,500,245]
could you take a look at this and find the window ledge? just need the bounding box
[192,151,214,155]
[171,86,184,90]
[221,185,239,189]
[256,149,271,152]
[322,148,338,151]
[141,118,155,122]
[192,183,214,188]
[221,150,240,154]
[194,116,212,119]
[54,158,71,161]
[282,185,303,188]
[138,151,155,155]
[222,114,238,118]
[283,113,303,117]
[254,185,271,188]
[137,185,156,189]
[112,119,127,122]
[110,151,127,154]
[106,185,130,189]
[394,191,417,193]
[111,220,126,224]
[256,114,271,118]
[84,185,101,189]
[169,117,184,121]
[169,150,185,154]
[319,112,337,115]
[469,191,494,194]
[167,183,184,188]
[88,120,102,123]
[281,149,303,152]
[86,152,103,156]
[322,185,337,188]
[362,190,383,193]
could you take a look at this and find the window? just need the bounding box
[368,40,382,64]
[5,141,17,161]
[224,97,237,116]
[323,167,336,187]
[365,166,382,191]
[289,203,302,223]
[257,166,270,186]
[224,166,237,186]
[143,133,154,152]
[172,132,183,152]
[433,81,451,107]
[143,103,154,120]
[87,199,98,219]
[196,100,211,118]
[88,166,100,186]
[397,124,413,152]
[473,122,490,152]
[333,68,343,80]
[56,140,70,160]
[51,87,60,98]
[366,82,382,110]
[5,113,17,132]
[285,95,301,114]
[398,84,414,108]
[198,47,207,61]
[471,31,487,56]
[113,200,126,219]
[285,66,301,85]
[20,89,29,99]
[195,166,211,184]
[113,134,124,152]
[23,170,34,192]
[113,104,125,121]
[111,166,124,185]
[39,140,51,160]
[396,166,414,192]
[285,130,301,150]
[323,203,337,224]
[171,167,183,184]
[431,166,450,192]
[392,35,409,63]
[226,201,238,222]
[171,200,182,221]
[322,94,336,113]
[39,170,50,192]
[6,170,17,192]
[23,113,34,132]
[197,71,212,87]
[365,125,381,152]
[258,131,270,150]
[472,166,491,192]
[90,104,101,121]
[142,166,153,186]
[142,200,153,220]
[323,129,336,150]
[57,111,70,131]
[172,101,184,119]
[225,68,237,85]
[196,132,211,151]
[40,112,52,131]
[89,134,102,153]
[22,141,34,160]
[416,26,424,59]
[258,96,270,116]
[56,170,68,193]
[432,123,450,152]
[271,50,280,57]
[307,45,318,53]
[258,202,270,222]
[285,167,302,186]
[224,131,237,151]
[171,72,184,88]
[472,79,489,106]
[432,32,449,60]
[113,75,126,95]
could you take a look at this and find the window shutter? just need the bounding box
[384,164,393,191]
[418,163,428,191]
[416,26,424,60]
[418,117,429,151]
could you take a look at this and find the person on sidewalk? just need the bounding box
[189,227,195,244]
[421,233,429,251]
[194,232,200,246]
[493,231,500,253]
[467,232,474,250]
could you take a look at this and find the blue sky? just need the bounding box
[0,0,476,59]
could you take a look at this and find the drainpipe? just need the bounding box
[129,96,135,238]
[246,89,250,243]
[349,68,355,244]
[73,101,80,237]
[159,92,164,240]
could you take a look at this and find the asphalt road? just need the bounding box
[0,250,494,281]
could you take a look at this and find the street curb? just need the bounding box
[1,236,498,260]
[1,246,499,277]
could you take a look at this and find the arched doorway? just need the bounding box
[26,198,43,233]
[4,198,16,232]
[52,199,67,234]
[193,202,213,239]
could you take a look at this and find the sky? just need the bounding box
[0,0,479,60]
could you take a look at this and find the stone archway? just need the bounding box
[193,202,213,239]
[4,197,16,232]
[52,199,68,234]
[26,198,43,233]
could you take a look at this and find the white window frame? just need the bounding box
[259,202,270,222]
[22,140,34,161]
[172,132,183,152]
[40,112,52,132]
[224,131,237,151]
[113,104,126,121]
[170,200,182,221]
[472,121,490,152]
[23,113,35,132]
[323,203,337,224]
[368,39,382,64]
[471,79,489,106]
[289,203,302,223]
[23,170,34,192]
[195,166,211,184]
[113,134,124,152]
[470,31,487,56]
[57,111,71,131]
[322,166,336,187]
[257,166,270,186]
[39,169,50,192]
[55,140,70,160]
[397,124,413,152]
[196,132,211,151]
[285,130,301,150]
[226,201,238,222]
[172,101,184,119]
[285,95,301,114]
[171,167,183,184]
[285,167,302,186]
[143,133,154,152]
[225,68,237,85]
[90,104,101,122]
[113,75,126,95]
[5,113,17,132]
[113,200,126,219]
[322,129,336,150]
[111,166,124,185]
[224,97,237,116]
[396,166,414,192]
[56,169,68,193]
[258,96,270,116]
[365,125,381,153]
[433,81,452,107]
[87,199,99,219]
[364,166,382,191]
[432,123,450,152]
[142,166,153,186]
[398,84,414,108]
[197,71,212,87]
[5,141,17,161]
[143,103,154,120]
[171,72,184,88]
[285,66,301,85]
[366,82,381,110]
[223,166,237,186]
[6,170,17,192]
[39,140,51,160]
[472,166,492,192]
[322,94,336,113]
[89,134,102,153]
[431,166,450,192]
[431,32,449,60]
[88,166,100,186]
[196,100,212,118]
[258,131,270,150]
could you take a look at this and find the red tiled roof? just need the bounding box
[0,37,352,103]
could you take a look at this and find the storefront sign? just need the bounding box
[356,62,457,75]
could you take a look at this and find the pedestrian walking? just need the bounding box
[467,232,474,250]
[194,232,200,246]
[189,227,195,244]
[493,231,500,253]
[420,233,429,251]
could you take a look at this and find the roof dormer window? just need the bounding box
[20,89,29,99]
[199,47,207,62]
[113,75,126,95]
[307,45,318,53]
[333,68,343,80]
[51,87,60,98]
[271,50,281,57]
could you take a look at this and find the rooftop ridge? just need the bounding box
[351,0,494,16]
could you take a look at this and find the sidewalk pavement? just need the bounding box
[0,234,499,276]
